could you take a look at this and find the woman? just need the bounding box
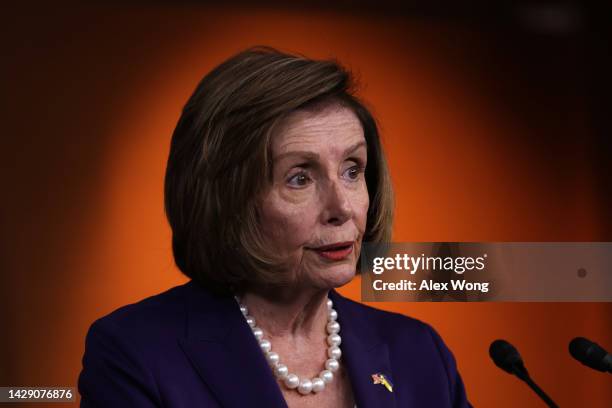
[78,46,472,408]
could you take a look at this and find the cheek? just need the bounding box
[353,184,370,231]
[282,208,316,241]
[260,193,317,246]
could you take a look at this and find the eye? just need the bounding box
[344,164,365,181]
[287,171,312,187]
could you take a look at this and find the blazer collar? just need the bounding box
[179,280,396,408]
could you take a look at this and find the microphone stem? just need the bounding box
[521,374,559,408]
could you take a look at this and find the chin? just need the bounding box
[323,265,356,288]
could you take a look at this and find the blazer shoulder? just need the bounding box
[91,281,191,338]
[78,285,192,408]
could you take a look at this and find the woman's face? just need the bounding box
[259,104,369,290]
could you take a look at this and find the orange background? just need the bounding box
[2,3,611,407]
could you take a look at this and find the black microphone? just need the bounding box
[569,337,612,373]
[489,339,559,408]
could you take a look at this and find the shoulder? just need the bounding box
[84,281,193,354]
[79,283,195,407]
[95,281,188,326]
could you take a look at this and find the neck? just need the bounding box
[240,284,331,340]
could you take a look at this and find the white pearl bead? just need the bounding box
[320,369,334,383]
[327,333,341,347]
[274,364,288,379]
[328,346,342,360]
[328,308,338,321]
[252,327,263,340]
[239,304,248,315]
[266,351,279,366]
[326,321,340,334]
[327,299,333,309]
[311,377,325,393]
[259,339,271,352]
[246,316,256,327]
[325,358,339,372]
[297,379,313,395]
[284,373,299,389]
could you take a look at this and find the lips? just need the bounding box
[310,241,354,261]
[312,241,354,251]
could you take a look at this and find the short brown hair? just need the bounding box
[164,46,394,295]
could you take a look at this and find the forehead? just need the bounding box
[271,105,364,156]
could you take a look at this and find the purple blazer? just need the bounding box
[78,280,472,407]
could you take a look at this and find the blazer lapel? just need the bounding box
[329,289,397,408]
[179,281,288,408]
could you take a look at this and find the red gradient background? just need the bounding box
[2,3,611,407]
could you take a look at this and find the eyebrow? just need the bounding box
[274,140,367,163]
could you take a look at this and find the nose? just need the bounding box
[321,179,353,226]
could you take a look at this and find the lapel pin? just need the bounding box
[371,373,393,392]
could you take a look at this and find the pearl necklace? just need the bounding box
[234,295,342,395]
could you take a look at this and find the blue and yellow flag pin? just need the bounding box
[371,373,393,392]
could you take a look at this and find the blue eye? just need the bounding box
[345,165,365,181]
[287,172,311,187]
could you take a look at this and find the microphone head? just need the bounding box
[569,337,609,372]
[489,339,526,376]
